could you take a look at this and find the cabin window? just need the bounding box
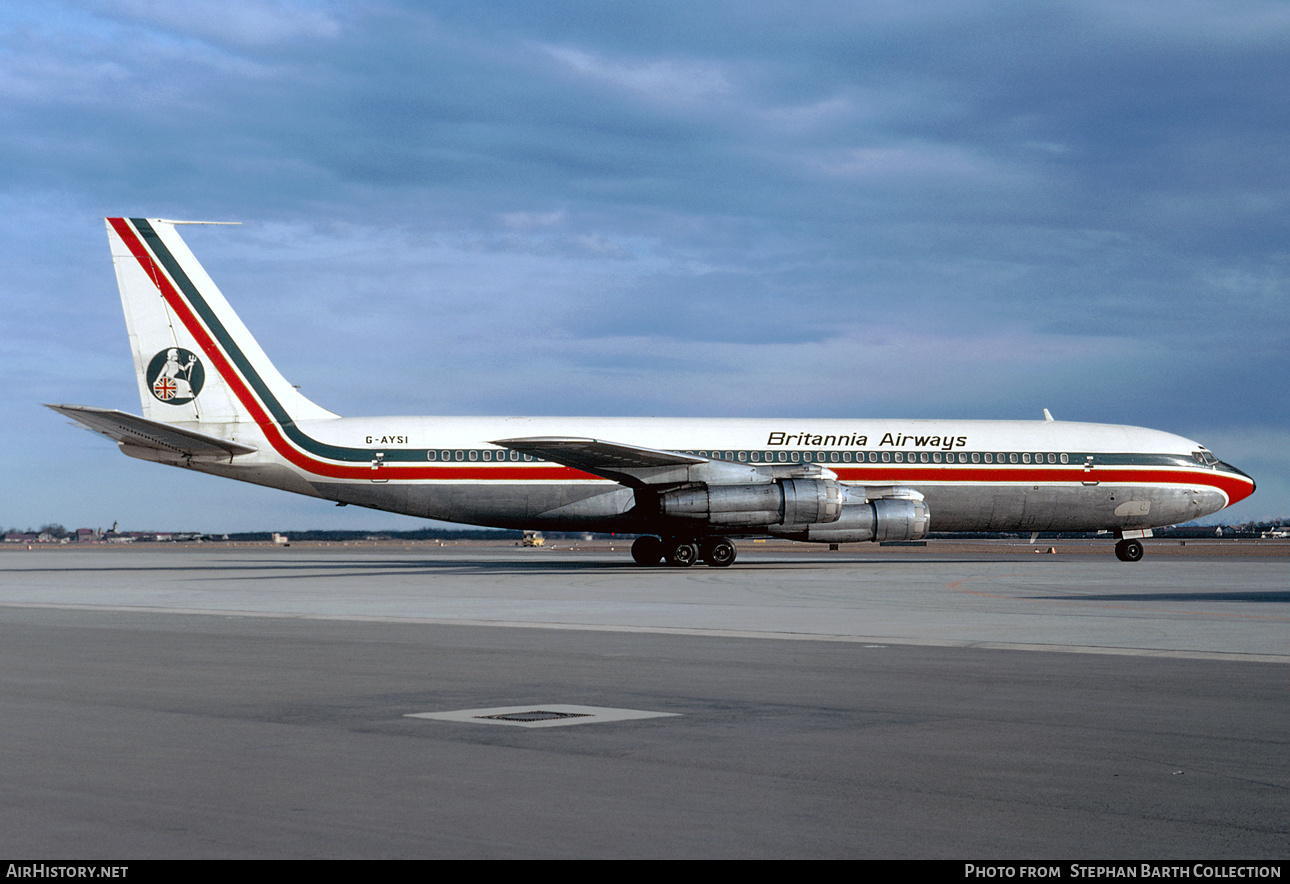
[426,451,436,461]
[1022,453,1031,464]
[1060,453,1068,464]
[468,450,478,461]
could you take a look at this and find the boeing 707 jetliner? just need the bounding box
[49,218,1255,566]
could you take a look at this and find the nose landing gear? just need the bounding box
[1114,538,1144,562]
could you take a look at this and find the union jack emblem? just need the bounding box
[153,377,178,400]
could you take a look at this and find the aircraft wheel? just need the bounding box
[1115,539,1144,562]
[667,540,699,568]
[703,538,737,567]
[631,535,664,566]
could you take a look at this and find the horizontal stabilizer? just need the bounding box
[46,404,257,459]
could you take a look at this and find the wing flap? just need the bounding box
[493,437,703,469]
[47,404,257,459]
[492,436,772,488]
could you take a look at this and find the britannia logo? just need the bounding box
[146,348,205,404]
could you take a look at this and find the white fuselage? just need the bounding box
[148,414,1252,535]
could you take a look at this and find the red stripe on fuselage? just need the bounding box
[831,465,1252,504]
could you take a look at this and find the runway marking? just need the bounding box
[1,600,1285,663]
[945,573,1290,622]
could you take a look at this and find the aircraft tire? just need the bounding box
[1115,539,1144,562]
[667,540,699,568]
[631,535,664,566]
[703,538,737,567]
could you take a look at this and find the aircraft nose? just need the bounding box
[1220,461,1254,485]
[1218,461,1256,503]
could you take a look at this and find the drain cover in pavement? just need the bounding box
[406,704,680,728]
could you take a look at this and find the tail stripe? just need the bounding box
[112,218,586,481]
[130,219,294,426]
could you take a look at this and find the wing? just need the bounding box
[492,436,833,488]
[47,404,257,459]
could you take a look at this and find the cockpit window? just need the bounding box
[1192,449,1220,466]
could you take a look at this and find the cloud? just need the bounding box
[81,0,342,47]
[543,44,732,106]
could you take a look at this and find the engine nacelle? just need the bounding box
[659,478,844,527]
[774,497,930,543]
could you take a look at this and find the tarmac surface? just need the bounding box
[0,539,1286,858]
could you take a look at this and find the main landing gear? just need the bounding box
[632,535,737,568]
[1114,538,1144,562]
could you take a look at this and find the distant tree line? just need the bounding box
[4,524,70,537]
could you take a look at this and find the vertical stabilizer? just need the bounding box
[106,218,337,425]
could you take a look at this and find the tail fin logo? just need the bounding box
[146,348,205,404]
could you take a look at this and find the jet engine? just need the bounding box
[658,478,844,527]
[773,496,930,543]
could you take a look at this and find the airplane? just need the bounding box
[49,218,1256,567]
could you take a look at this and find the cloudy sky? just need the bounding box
[4,0,1287,533]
